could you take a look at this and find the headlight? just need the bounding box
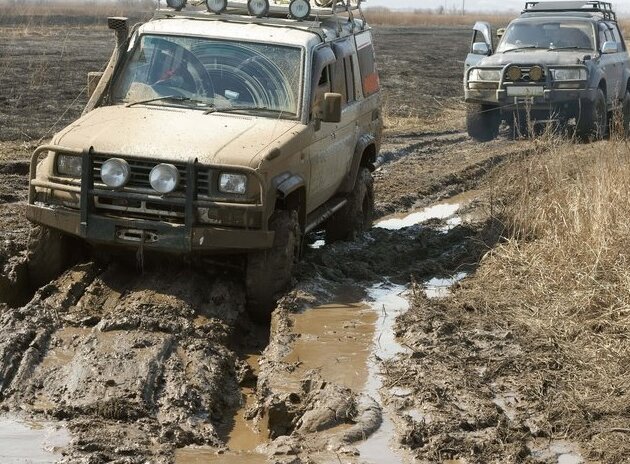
[551,68,588,81]
[57,155,82,177]
[469,69,501,82]
[149,164,180,194]
[219,173,248,195]
[166,0,186,10]
[100,158,130,189]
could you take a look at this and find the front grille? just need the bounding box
[92,156,210,194]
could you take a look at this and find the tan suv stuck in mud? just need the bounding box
[26,0,382,318]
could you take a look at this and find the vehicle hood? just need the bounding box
[480,50,590,67]
[53,105,300,168]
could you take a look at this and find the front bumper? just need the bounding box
[465,87,599,110]
[27,145,274,254]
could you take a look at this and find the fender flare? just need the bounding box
[274,173,305,200]
[338,134,376,194]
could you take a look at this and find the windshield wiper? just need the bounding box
[548,46,590,51]
[502,45,546,53]
[204,106,283,115]
[126,95,214,108]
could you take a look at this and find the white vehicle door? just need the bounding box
[465,22,494,72]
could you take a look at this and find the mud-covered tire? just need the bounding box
[466,104,500,142]
[621,90,630,138]
[27,225,80,288]
[576,89,607,142]
[325,167,374,243]
[246,210,300,322]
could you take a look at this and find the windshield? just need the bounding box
[497,20,595,52]
[111,34,303,118]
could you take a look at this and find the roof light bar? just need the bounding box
[248,0,270,17]
[207,0,228,13]
[289,0,311,20]
[166,0,187,11]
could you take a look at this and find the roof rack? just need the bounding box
[523,1,617,21]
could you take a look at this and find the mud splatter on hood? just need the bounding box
[53,105,301,168]
[479,50,589,67]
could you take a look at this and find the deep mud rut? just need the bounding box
[0,127,534,463]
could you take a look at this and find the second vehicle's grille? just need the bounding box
[92,156,210,193]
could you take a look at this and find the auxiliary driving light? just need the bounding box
[506,65,523,81]
[207,0,227,13]
[150,164,180,194]
[101,158,131,189]
[248,0,270,17]
[289,0,311,20]
[529,65,544,82]
[166,0,187,10]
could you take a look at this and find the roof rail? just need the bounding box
[522,1,617,21]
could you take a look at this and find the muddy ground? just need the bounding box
[1,15,624,464]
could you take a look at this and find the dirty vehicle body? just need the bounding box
[26,0,382,317]
[464,1,630,141]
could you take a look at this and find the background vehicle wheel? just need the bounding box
[466,104,501,142]
[576,89,607,141]
[246,210,300,322]
[326,167,374,243]
[27,225,83,288]
[621,89,630,138]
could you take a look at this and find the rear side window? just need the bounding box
[610,24,626,51]
[355,31,380,97]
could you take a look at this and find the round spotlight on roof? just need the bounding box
[247,0,270,17]
[506,65,522,82]
[529,65,544,82]
[207,0,227,13]
[289,0,311,20]
[166,0,187,11]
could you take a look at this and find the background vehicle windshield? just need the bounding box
[111,34,302,117]
[497,20,595,52]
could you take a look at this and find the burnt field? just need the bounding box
[1,11,629,464]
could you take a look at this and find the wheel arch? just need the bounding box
[338,134,377,194]
[274,173,306,230]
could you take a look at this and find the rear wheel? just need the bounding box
[246,210,300,322]
[621,89,630,138]
[466,104,501,142]
[325,167,374,243]
[576,89,607,141]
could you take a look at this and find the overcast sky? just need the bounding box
[365,0,630,14]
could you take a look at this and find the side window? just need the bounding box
[344,56,356,103]
[355,32,380,97]
[331,59,348,104]
[611,24,626,51]
[599,23,613,47]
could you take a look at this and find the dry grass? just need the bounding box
[456,135,630,461]
[365,8,513,28]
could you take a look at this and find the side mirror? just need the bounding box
[472,42,491,56]
[322,93,342,123]
[87,72,104,98]
[497,28,506,40]
[602,41,618,54]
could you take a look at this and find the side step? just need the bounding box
[305,197,347,234]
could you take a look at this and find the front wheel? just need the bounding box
[576,89,607,142]
[325,167,374,243]
[27,225,84,288]
[466,104,501,142]
[246,210,300,322]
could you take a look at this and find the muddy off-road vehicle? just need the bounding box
[464,1,630,141]
[26,0,382,317]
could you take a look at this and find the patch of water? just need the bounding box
[309,239,326,250]
[424,272,468,299]
[175,448,267,464]
[0,418,70,463]
[357,283,411,464]
[528,439,584,464]
[375,203,461,230]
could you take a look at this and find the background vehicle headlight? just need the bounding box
[219,173,248,195]
[552,68,587,81]
[150,164,180,194]
[469,69,501,82]
[100,158,130,189]
[57,154,82,177]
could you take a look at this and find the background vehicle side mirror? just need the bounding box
[472,42,491,56]
[601,41,618,54]
[322,93,342,123]
[497,28,506,40]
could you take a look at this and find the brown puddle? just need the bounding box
[0,417,70,463]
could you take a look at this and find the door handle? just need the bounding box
[331,132,337,140]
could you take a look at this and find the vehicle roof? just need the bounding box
[515,13,601,22]
[140,12,368,48]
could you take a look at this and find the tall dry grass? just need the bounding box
[458,135,630,460]
[364,7,513,27]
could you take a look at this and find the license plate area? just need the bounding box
[507,86,545,97]
[116,228,159,243]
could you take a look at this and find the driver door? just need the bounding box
[465,22,494,71]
